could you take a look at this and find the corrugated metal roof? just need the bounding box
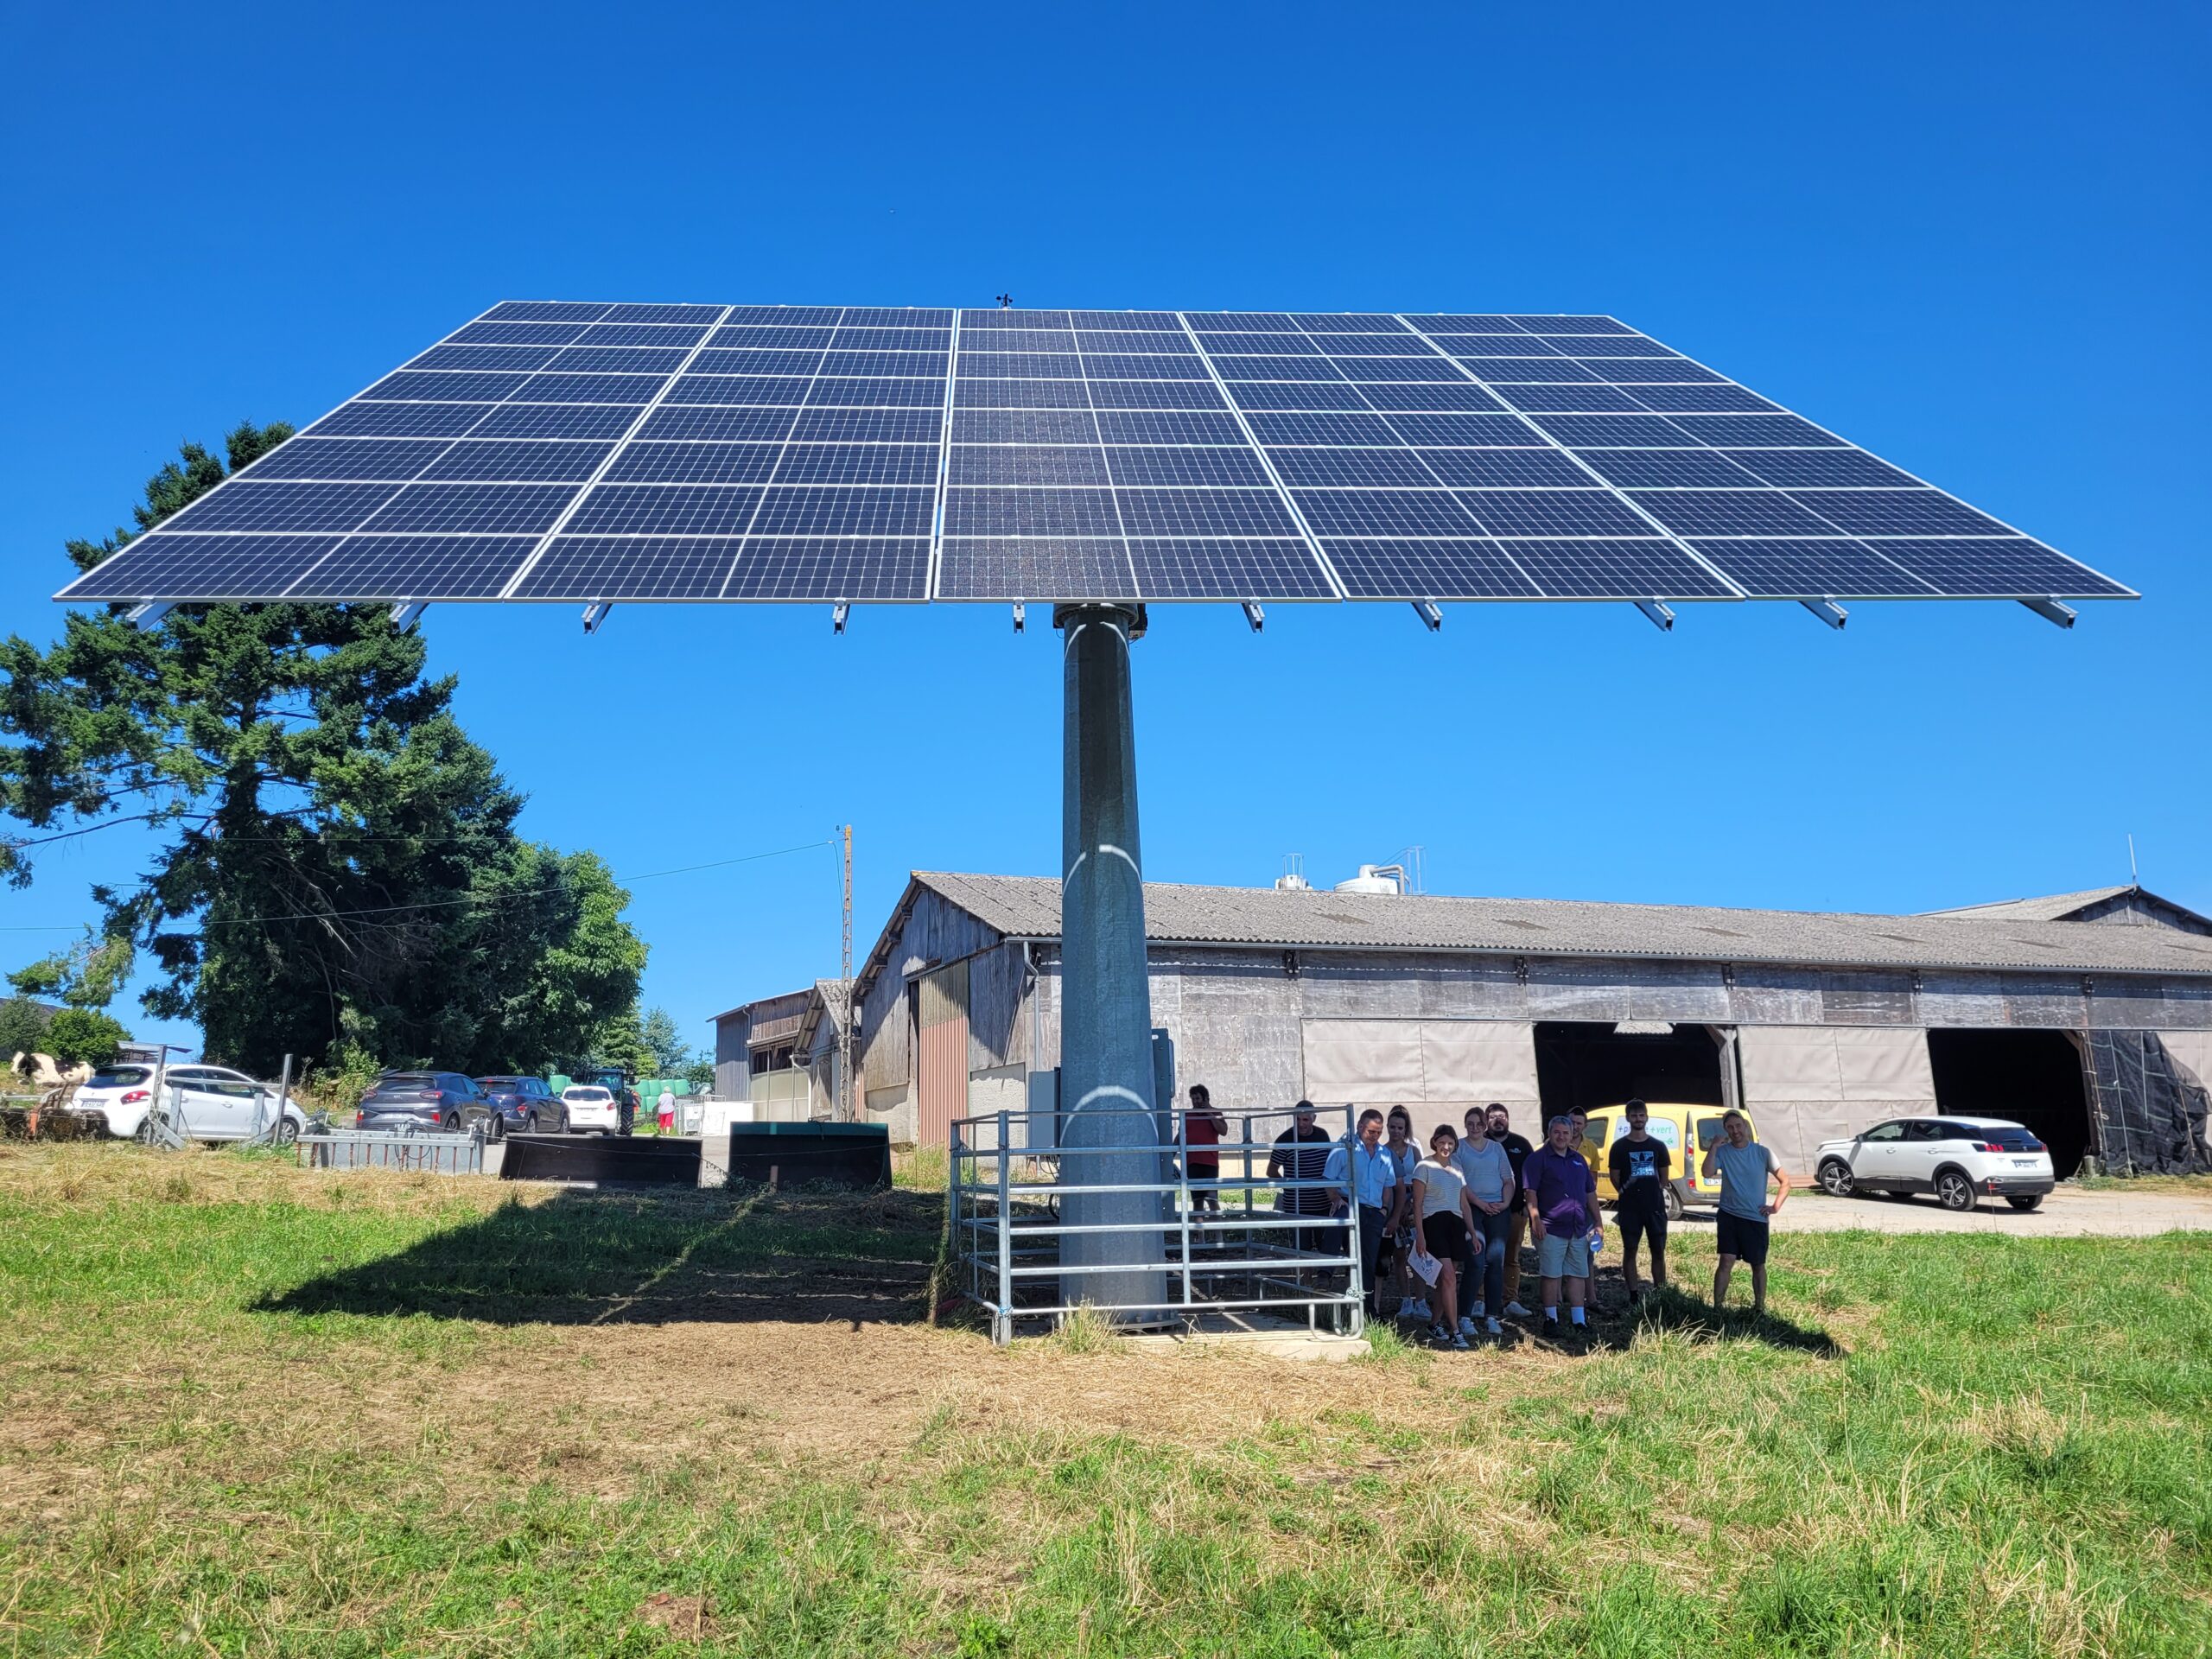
[909,872,2212,978]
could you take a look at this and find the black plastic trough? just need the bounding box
[499,1132,701,1185]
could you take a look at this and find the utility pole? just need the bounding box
[841,823,855,1122]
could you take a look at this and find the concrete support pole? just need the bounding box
[1054,603,1167,1319]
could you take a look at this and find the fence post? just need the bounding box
[1178,1119,1193,1318]
[995,1109,1013,1344]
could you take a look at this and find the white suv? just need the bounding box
[1814,1116,2056,1213]
[71,1061,306,1144]
[559,1085,619,1135]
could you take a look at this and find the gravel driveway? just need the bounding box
[1659,1183,2212,1238]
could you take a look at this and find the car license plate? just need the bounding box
[2012,1158,2037,1167]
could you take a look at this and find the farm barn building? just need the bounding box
[850,874,2212,1178]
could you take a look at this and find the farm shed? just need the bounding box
[850,874,2212,1177]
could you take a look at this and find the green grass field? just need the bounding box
[0,1142,2206,1657]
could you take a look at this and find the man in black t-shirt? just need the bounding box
[1484,1103,1536,1317]
[1607,1099,1672,1299]
[1268,1100,1336,1255]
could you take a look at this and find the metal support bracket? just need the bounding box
[390,602,427,632]
[1412,601,1442,632]
[124,601,172,628]
[2021,597,2077,629]
[1012,602,1026,634]
[582,601,612,635]
[1635,600,1675,632]
[832,602,850,634]
[1801,598,1848,630]
[1241,601,1265,634]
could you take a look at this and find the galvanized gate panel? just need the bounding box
[918,960,970,1152]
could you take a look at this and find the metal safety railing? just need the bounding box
[950,1103,1367,1344]
[299,1125,486,1175]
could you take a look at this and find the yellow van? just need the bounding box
[1581,1103,1761,1220]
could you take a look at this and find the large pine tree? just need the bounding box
[1,424,645,1075]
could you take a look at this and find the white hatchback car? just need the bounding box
[559,1084,620,1135]
[70,1061,307,1144]
[1814,1116,2056,1212]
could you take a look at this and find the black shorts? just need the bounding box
[1715,1211,1770,1266]
[1616,1201,1668,1252]
[1421,1212,1468,1262]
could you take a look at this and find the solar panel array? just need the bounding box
[59,302,2133,609]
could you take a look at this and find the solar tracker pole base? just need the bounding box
[1054,602,1170,1325]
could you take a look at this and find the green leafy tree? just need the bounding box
[581,1005,652,1081]
[0,1000,52,1076]
[42,1009,128,1071]
[639,1006,689,1075]
[681,1051,717,1093]
[2,427,646,1077]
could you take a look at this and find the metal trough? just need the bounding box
[499,1132,702,1185]
[722,1122,890,1189]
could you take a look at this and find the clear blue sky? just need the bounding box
[4,2,2206,1064]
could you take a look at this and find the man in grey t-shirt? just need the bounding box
[1700,1109,1791,1315]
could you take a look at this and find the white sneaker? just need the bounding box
[1459,1316,1478,1337]
[1484,1316,1503,1335]
[1503,1300,1532,1318]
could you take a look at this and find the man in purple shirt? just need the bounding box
[1522,1114,1599,1342]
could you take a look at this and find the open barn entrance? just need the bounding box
[1534,1021,1726,1120]
[1926,1029,2094,1178]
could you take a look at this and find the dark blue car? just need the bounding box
[474,1075,566,1138]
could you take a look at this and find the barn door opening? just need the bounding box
[917,960,970,1152]
[1928,1028,2094,1178]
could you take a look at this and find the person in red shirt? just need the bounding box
[1182,1083,1227,1214]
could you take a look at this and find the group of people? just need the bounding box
[1213,1089,1789,1349]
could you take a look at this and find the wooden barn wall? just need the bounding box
[855,889,1007,1094]
[714,1012,751,1103]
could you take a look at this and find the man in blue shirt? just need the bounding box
[1325,1109,1399,1319]
[1700,1109,1791,1315]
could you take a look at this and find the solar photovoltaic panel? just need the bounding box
[56,301,2133,609]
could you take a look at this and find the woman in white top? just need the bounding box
[1408,1123,1479,1350]
[1381,1106,1423,1319]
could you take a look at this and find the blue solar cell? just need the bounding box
[710,325,835,349]
[935,537,1135,601]
[576,323,711,347]
[1087,381,1228,410]
[449,321,588,346]
[1455,357,1602,383]
[407,343,563,373]
[1625,384,1780,413]
[1497,538,1738,599]
[1723,449,1919,488]
[1114,488,1299,537]
[690,349,825,376]
[955,378,1090,409]
[1222,382,1373,411]
[1867,538,2133,598]
[960,352,1080,377]
[1303,334,1433,357]
[545,346,692,374]
[832,327,954,350]
[1507,315,1635,334]
[1406,315,1526,334]
[1216,354,1344,380]
[421,440,614,482]
[1788,490,2012,536]
[288,535,539,598]
[1580,359,1726,384]
[1194,332,1324,356]
[1294,490,1482,537]
[1332,356,1462,383]
[1077,330,1194,353]
[1103,446,1272,486]
[664,374,807,405]
[824,350,949,378]
[1247,411,1397,446]
[1668,414,1846,447]
[516,536,741,600]
[945,487,1121,537]
[962,308,1074,330]
[1416,448,1593,487]
[1625,489,1835,537]
[484,302,613,323]
[1531,413,1700,448]
[1268,448,1443,487]
[240,437,452,480]
[565,485,763,536]
[1458,490,1656,537]
[842,307,954,327]
[1497,384,1649,413]
[1287,314,1408,333]
[1684,537,1936,599]
[365,370,530,403]
[721,306,842,327]
[1385,413,1541,446]
[772,443,941,484]
[792,406,944,442]
[1573,449,1766,488]
[1325,538,1541,599]
[1354,383,1509,413]
[804,377,945,408]
[1187,313,1296,334]
[1129,539,1337,599]
[951,445,1110,485]
[607,442,783,484]
[358,483,580,535]
[1091,410,1242,444]
[639,405,800,442]
[513,372,666,404]
[54,532,347,601]
[601,303,727,325]
[1070,311,1184,330]
[166,480,401,533]
[1084,353,1211,380]
[747,486,935,536]
[726,537,931,601]
[477,404,653,440]
[1564,337,1683,359]
[952,409,1100,443]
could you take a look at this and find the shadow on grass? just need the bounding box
[256,1182,945,1329]
[1603,1282,1845,1356]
